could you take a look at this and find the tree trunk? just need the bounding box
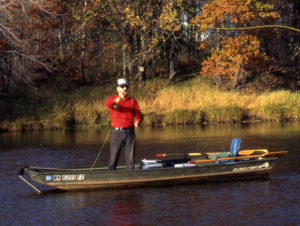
[149,57,156,78]
[80,0,87,85]
[215,74,223,87]
[232,70,240,89]
[58,29,64,62]
[232,63,241,89]
[80,54,86,85]
[215,30,222,87]
[122,46,126,78]
[169,38,176,81]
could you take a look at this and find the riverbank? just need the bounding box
[0,77,299,132]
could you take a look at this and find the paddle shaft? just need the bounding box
[189,151,288,164]
[156,149,269,157]
[156,153,202,157]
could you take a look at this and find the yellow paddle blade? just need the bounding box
[188,153,202,156]
[239,149,269,156]
[206,149,269,156]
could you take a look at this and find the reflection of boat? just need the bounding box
[18,138,288,193]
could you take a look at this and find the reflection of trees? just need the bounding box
[107,193,142,225]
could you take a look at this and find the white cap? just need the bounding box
[117,78,129,86]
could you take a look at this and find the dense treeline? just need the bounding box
[0,0,299,94]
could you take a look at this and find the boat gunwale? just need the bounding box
[25,157,278,175]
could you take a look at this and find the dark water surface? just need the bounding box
[1,122,300,225]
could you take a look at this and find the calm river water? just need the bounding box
[0,122,300,225]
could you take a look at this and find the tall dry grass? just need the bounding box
[1,77,299,131]
[144,77,300,123]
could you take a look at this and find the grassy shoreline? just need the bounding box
[1,77,299,132]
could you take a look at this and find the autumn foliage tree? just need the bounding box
[0,0,299,93]
[109,0,186,81]
[201,35,270,88]
[192,0,280,88]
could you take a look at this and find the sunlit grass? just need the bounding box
[146,77,300,124]
[249,90,300,121]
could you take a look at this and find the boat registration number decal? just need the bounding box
[233,162,269,172]
[46,174,85,181]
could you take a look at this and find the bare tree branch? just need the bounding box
[0,22,20,42]
[2,50,55,72]
[0,0,57,93]
[0,0,18,10]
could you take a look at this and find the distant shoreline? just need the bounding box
[1,77,299,133]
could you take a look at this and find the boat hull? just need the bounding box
[23,158,277,191]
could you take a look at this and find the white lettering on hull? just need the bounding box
[46,174,85,181]
[233,162,269,172]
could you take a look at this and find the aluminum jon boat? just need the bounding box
[18,138,288,193]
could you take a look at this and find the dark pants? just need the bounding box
[108,127,135,170]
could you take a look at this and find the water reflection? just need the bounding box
[106,192,142,226]
[1,122,299,150]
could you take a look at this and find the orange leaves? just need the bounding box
[192,0,279,32]
[192,0,255,32]
[158,0,182,32]
[198,41,210,50]
[192,0,280,86]
[104,43,114,51]
[200,35,270,80]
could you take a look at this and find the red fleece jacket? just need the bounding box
[105,95,143,128]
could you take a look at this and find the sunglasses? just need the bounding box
[119,85,128,89]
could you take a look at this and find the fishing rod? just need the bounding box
[90,128,111,170]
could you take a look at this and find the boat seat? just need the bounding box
[230,138,241,157]
[208,138,241,160]
[216,138,241,164]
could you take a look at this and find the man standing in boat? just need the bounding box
[105,78,144,170]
